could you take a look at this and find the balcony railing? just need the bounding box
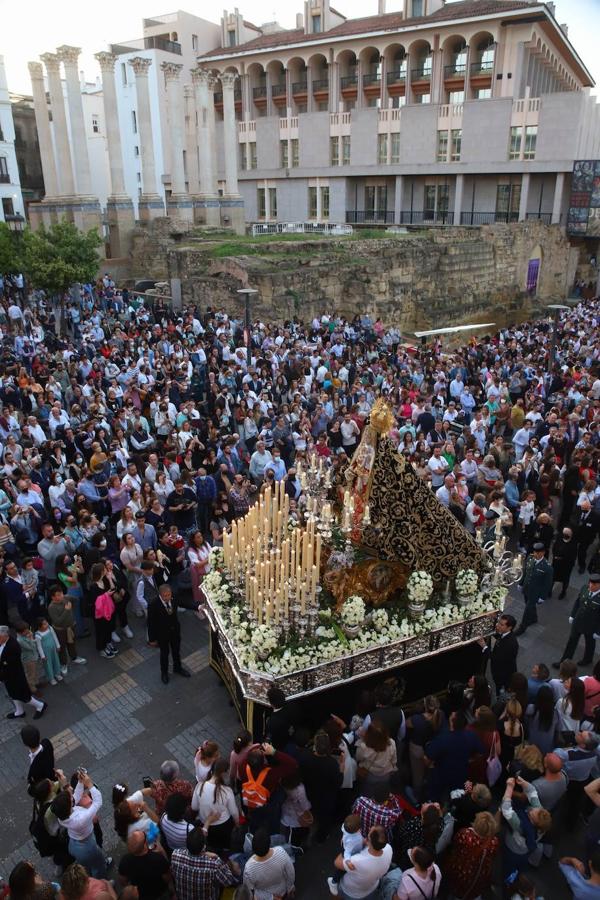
[253,85,268,99]
[526,212,553,225]
[0,173,10,184]
[362,73,381,87]
[386,70,406,85]
[143,36,181,54]
[292,80,308,94]
[312,78,329,92]
[411,67,432,81]
[470,60,494,75]
[460,211,519,225]
[346,210,395,225]
[271,83,287,97]
[399,210,454,225]
[341,74,358,89]
[444,63,466,77]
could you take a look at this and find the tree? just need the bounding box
[0,221,23,275]
[21,221,102,296]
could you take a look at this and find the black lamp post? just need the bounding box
[237,288,258,366]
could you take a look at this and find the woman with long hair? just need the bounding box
[444,812,500,900]
[407,696,446,796]
[187,530,211,612]
[88,562,118,659]
[355,720,397,797]
[116,506,135,540]
[119,532,144,608]
[193,758,240,850]
[499,699,524,771]
[525,685,559,754]
[467,706,500,786]
[464,674,492,723]
[194,740,219,785]
[556,676,591,733]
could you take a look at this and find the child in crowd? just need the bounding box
[16,624,39,693]
[21,557,40,606]
[34,617,63,685]
[327,814,364,895]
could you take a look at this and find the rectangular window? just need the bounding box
[291,138,299,167]
[524,125,537,160]
[269,187,277,218]
[391,132,401,164]
[495,183,521,220]
[437,184,449,214]
[228,30,236,47]
[321,186,330,219]
[134,145,139,157]
[296,103,307,114]
[257,187,266,218]
[249,142,257,169]
[342,135,351,165]
[280,139,288,168]
[475,88,491,100]
[312,14,321,33]
[391,96,406,109]
[0,157,8,178]
[424,184,436,215]
[416,92,431,105]
[121,63,127,85]
[330,136,339,166]
[412,0,424,15]
[308,186,318,218]
[437,130,448,162]
[451,129,462,161]
[131,110,137,134]
[449,91,465,104]
[240,143,247,170]
[137,172,141,182]
[192,34,198,50]
[91,114,100,134]
[2,198,14,217]
[509,126,522,160]
[377,133,388,165]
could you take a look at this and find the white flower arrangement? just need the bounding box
[250,625,279,658]
[340,595,366,627]
[371,608,389,632]
[407,571,434,605]
[209,546,224,566]
[455,569,479,597]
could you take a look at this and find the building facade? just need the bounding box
[0,55,25,227]
[198,0,600,228]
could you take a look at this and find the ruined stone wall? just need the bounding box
[161,222,572,331]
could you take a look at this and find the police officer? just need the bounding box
[515,542,553,635]
[553,573,600,668]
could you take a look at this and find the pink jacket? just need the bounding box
[94,591,115,621]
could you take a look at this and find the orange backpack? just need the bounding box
[242,764,271,809]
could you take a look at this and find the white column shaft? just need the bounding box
[28,64,59,198]
[221,77,239,196]
[551,171,565,225]
[95,55,127,197]
[193,75,215,196]
[41,56,75,196]
[519,172,530,222]
[454,174,464,225]
[164,75,186,195]
[134,71,159,195]
[61,58,93,195]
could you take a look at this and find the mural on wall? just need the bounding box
[568,160,600,236]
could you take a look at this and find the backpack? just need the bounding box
[242,765,271,810]
[29,800,62,858]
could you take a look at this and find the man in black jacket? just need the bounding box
[478,614,519,694]
[147,585,191,685]
[0,626,47,719]
[21,725,55,793]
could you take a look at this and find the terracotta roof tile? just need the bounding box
[199,0,540,59]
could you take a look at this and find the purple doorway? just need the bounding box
[527,258,540,294]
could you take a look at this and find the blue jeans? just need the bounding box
[339,885,380,900]
[68,834,106,877]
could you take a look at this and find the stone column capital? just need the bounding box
[183,84,194,99]
[129,57,152,76]
[28,61,44,80]
[161,62,184,81]
[220,71,238,90]
[40,53,61,75]
[57,45,81,66]
[95,51,117,72]
[191,66,212,86]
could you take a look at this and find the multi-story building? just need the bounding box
[197,0,600,227]
[0,55,25,227]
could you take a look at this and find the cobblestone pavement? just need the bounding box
[0,573,590,898]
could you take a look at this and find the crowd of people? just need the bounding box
[3,276,600,898]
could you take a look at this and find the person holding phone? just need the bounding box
[88,562,119,659]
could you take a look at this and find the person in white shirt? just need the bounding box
[54,769,109,877]
[330,825,392,899]
[427,447,448,489]
[191,758,240,850]
[393,846,441,899]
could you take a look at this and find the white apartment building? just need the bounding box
[197,0,600,227]
[0,55,25,226]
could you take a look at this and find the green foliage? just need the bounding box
[21,221,102,296]
[0,222,23,274]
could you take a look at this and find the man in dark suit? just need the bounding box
[20,725,55,793]
[515,542,553,634]
[147,585,191,685]
[552,527,578,600]
[0,626,47,719]
[553,573,600,668]
[479,613,519,694]
[575,501,598,573]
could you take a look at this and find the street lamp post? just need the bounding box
[237,288,258,366]
[546,304,571,374]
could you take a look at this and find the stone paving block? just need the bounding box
[181,648,209,673]
[165,714,238,774]
[71,702,146,760]
[50,727,82,760]
[114,648,145,671]
[81,672,138,711]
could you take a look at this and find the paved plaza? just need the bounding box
[0,570,592,898]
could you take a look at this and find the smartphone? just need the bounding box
[77,766,87,776]
[142,776,154,788]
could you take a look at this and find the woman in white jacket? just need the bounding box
[191,758,239,850]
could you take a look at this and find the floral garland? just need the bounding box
[203,548,500,678]
[407,570,434,605]
[340,595,366,627]
[455,568,479,597]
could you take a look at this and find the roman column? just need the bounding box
[191,66,220,226]
[129,57,165,221]
[183,84,200,197]
[40,53,75,198]
[161,61,193,222]
[220,71,245,233]
[27,62,59,228]
[95,52,135,256]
